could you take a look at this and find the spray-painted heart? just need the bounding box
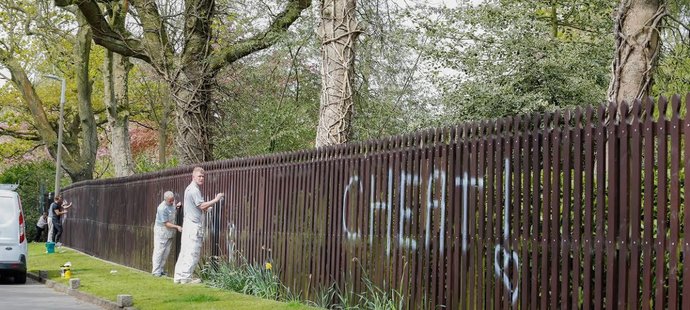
[494,244,520,305]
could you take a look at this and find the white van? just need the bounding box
[0,184,27,284]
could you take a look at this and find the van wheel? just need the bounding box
[14,272,26,284]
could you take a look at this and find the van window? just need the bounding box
[0,195,17,223]
[0,196,18,240]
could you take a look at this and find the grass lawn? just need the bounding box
[27,243,314,310]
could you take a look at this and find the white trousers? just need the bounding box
[173,221,203,281]
[152,226,174,275]
[47,217,54,243]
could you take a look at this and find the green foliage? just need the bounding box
[0,160,55,241]
[127,68,175,162]
[323,267,405,310]
[412,0,614,122]
[244,263,282,299]
[350,1,441,140]
[0,2,108,182]
[0,137,39,166]
[201,260,252,294]
[201,259,284,301]
[358,275,405,310]
[133,154,179,174]
[332,282,359,310]
[212,45,320,159]
[308,283,337,309]
[201,257,406,310]
[652,1,690,99]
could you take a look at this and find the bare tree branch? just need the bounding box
[0,126,42,141]
[130,119,155,130]
[1,143,46,161]
[55,0,150,62]
[209,0,312,71]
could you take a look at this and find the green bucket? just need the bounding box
[46,242,55,254]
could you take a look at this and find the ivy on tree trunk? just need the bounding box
[608,0,665,105]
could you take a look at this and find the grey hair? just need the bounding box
[163,191,175,200]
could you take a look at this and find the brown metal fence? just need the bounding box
[62,94,689,309]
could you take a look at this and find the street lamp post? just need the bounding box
[44,74,66,196]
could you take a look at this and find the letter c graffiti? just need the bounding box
[342,176,362,240]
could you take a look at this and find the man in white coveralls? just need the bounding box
[173,167,224,284]
[152,191,182,276]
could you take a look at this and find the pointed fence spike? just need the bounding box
[632,100,641,122]
[671,94,681,116]
[513,115,522,133]
[658,95,668,119]
[597,104,606,122]
[585,106,594,125]
[686,92,690,121]
[643,96,655,122]
[564,109,572,127]
[619,100,630,120]
[521,114,530,132]
[607,101,617,124]
[552,111,558,128]
[632,98,642,118]
[573,107,582,128]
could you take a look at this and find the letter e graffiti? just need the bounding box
[399,172,419,251]
[425,169,446,252]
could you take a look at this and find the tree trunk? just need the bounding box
[71,12,98,182]
[158,83,172,165]
[171,72,214,164]
[315,0,360,148]
[104,50,135,177]
[103,1,135,177]
[171,0,215,164]
[608,0,664,105]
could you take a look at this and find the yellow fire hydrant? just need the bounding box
[61,262,72,279]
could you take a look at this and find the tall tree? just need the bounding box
[56,0,312,164]
[315,0,360,147]
[608,0,665,104]
[72,12,99,181]
[103,0,135,177]
[0,3,99,182]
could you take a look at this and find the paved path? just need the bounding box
[0,276,101,309]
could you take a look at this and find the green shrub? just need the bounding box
[0,160,55,242]
[201,258,282,301]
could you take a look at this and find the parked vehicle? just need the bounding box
[0,184,27,284]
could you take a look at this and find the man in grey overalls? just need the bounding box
[173,167,224,284]
[151,191,182,276]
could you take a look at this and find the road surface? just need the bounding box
[0,275,101,309]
